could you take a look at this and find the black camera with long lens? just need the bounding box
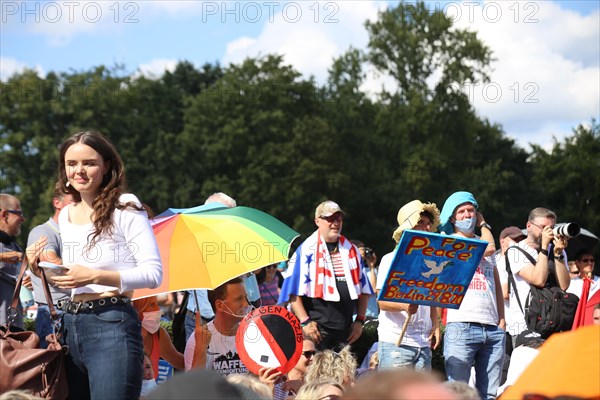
[552,223,580,238]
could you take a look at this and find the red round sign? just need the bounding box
[236,305,303,375]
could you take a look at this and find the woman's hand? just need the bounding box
[25,236,48,276]
[258,367,281,389]
[50,264,95,289]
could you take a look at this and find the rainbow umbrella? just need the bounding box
[133,204,299,299]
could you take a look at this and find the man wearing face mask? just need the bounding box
[133,296,185,378]
[184,277,251,375]
[438,191,505,400]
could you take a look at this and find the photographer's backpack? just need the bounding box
[506,245,579,338]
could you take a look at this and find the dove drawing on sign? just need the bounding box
[422,259,452,278]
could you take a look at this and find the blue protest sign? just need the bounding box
[378,230,487,309]
[156,359,174,384]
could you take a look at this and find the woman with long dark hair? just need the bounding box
[51,131,162,399]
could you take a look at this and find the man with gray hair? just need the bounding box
[0,193,25,327]
[26,183,74,347]
[505,207,570,340]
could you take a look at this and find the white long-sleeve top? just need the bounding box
[59,193,162,296]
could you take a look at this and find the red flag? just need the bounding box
[572,277,600,329]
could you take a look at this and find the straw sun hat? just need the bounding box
[392,200,441,243]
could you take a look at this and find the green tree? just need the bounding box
[179,55,341,233]
[365,1,493,98]
[529,120,600,260]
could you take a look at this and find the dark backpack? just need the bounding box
[506,245,579,339]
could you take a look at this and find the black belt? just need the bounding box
[57,297,131,314]
[465,322,495,328]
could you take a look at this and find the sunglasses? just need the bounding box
[3,209,24,217]
[266,265,278,269]
[302,350,316,358]
[580,258,595,263]
[319,214,343,223]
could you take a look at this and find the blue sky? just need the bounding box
[2,1,599,149]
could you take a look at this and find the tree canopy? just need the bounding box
[1,1,598,263]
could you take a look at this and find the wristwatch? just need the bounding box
[480,222,492,231]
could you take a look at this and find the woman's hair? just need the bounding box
[295,379,344,400]
[304,345,357,386]
[58,131,141,249]
[225,374,272,399]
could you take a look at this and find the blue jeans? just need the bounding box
[61,304,143,400]
[443,322,505,400]
[35,304,64,349]
[378,341,432,371]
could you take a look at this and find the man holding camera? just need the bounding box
[505,207,570,342]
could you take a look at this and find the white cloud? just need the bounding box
[223,1,386,81]
[223,0,599,150]
[133,58,178,80]
[451,1,600,149]
[0,57,44,81]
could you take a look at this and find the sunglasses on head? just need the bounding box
[302,350,316,358]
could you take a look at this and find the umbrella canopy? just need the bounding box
[133,204,299,299]
[500,325,600,400]
[562,224,598,260]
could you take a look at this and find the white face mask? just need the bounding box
[140,379,158,396]
[455,216,477,235]
[142,311,162,334]
[221,302,253,319]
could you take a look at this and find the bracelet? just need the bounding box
[300,317,312,327]
[480,222,492,231]
[554,252,565,261]
[354,315,365,325]
[540,249,549,256]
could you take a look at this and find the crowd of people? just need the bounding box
[1,130,598,400]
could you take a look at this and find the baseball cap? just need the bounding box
[500,226,526,241]
[515,330,544,348]
[315,201,344,218]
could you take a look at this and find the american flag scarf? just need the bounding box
[278,231,374,303]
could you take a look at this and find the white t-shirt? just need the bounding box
[58,193,162,295]
[495,251,515,328]
[376,252,433,348]
[505,242,538,335]
[445,244,499,326]
[567,275,600,300]
[184,321,248,375]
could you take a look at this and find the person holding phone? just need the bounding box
[50,131,162,399]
